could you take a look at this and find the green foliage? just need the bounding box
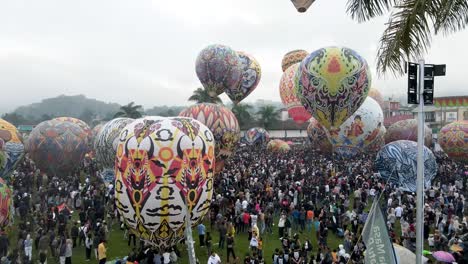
[256,105,280,130]
[188,87,223,104]
[114,102,143,119]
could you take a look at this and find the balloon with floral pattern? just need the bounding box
[280,63,312,125]
[438,120,468,164]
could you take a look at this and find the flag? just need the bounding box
[362,199,398,264]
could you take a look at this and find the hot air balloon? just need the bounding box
[267,139,290,153]
[179,103,240,174]
[307,118,332,153]
[295,46,371,130]
[438,120,468,164]
[115,117,214,250]
[225,51,261,104]
[53,117,91,140]
[385,119,432,147]
[195,44,243,97]
[27,119,88,177]
[94,118,134,183]
[375,140,437,192]
[281,50,308,72]
[91,124,104,141]
[244,127,270,145]
[0,178,12,227]
[365,126,386,152]
[327,97,384,158]
[368,88,385,108]
[0,119,24,178]
[280,63,312,125]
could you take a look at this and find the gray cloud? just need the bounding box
[0,0,466,114]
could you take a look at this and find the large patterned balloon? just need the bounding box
[244,127,270,145]
[438,121,468,164]
[115,117,214,250]
[53,117,91,139]
[295,46,371,130]
[225,51,261,104]
[179,103,240,174]
[28,119,88,176]
[91,124,104,141]
[0,178,12,227]
[375,140,437,192]
[365,126,386,152]
[307,118,332,153]
[281,49,308,72]
[368,88,385,108]
[327,97,383,158]
[279,63,312,124]
[267,139,290,153]
[385,119,432,147]
[0,119,24,178]
[195,44,243,96]
[95,118,134,169]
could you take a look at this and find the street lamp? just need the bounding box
[290,0,315,13]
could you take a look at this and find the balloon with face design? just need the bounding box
[179,103,240,174]
[0,119,24,179]
[244,127,270,145]
[225,51,261,104]
[115,117,215,251]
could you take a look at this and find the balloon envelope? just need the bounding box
[365,126,386,152]
[195,44,243,96]
[225,51,261,104]
[438,120,468,164]
[327,97,383,158]
[267,139,290,153]
[295,46,371,130]
[385,119,432,147]
[0,119,24,178]
[94,118,134,169]
[0,178,12,227]
[53,117,91,142]
[279,63,312,124]
[375,140,437,192]
[179,103,240,174]
[244,127,269,145]
[281,49,308,72]
[368,88,385,108]
[307,118,332,153]
[28,119,88,176]
[115,117,214,250]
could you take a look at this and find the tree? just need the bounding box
[231,103,254,128]
[114,102,143,118]
[256,105,280,130]
[347,0,468,75]
[79,108,95,124]
[188,87,223,104]
[1,113,30,126]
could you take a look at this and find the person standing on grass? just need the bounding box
[226,233,236,263]
[205,231,212,256]
[208,251,221,264]
[24,234,33,261]
[65,238,73,264]
[197,223,206,247]
[98,239,107,264]
[85,233,93,261]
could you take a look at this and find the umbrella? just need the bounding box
[393,244,428,264]
[432,251,456,263]
[450,244,463,252]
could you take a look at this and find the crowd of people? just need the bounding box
[0,138,467,264]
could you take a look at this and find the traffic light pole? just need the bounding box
[415,59,425,264]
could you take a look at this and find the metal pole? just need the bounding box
[415,59,425,264]
[185,204,197,264]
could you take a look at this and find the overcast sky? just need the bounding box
[1,0,467,114]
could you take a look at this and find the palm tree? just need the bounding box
[231,103,254,128]
[114,102,143,118]
[346,0,468,75]
[188,87,223,104]
[256,105,280,130]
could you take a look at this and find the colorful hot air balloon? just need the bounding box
[281,49,308,72]
[327,97,384,158]
[94,118,134,183]
[385,119,432,147]
[375,140,437,192]
[307,118,332,153]
[0,178,13,227]
[91,124,104,141]
[267,139,290,153]
[0,119,24,178]
[53,117,91,140]
[295,46,371,130]
[195,44,243,97]
[279,63,312,124]
[438,120,468,164]
[368,88,385,108]
[365,126,386,152]
[27,119,88,176]
[226,51,261,104]
[115,117,214,250]
[244,127,270,145]
[179,103,240,174]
